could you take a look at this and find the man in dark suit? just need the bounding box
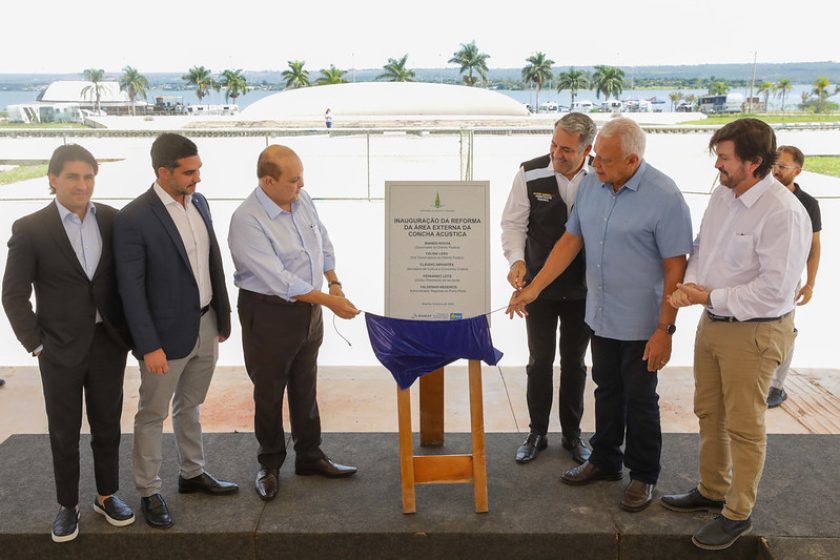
[114,133,237,529]
[2,145,135,543]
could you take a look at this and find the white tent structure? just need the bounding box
[240,82,530,119]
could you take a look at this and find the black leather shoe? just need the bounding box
[256,468,280,501]
[621,480,656,512]
[561,460,622,486]
[767,387,788,408]
[661,487,725,513]
[141,493,173,529]
[51,505,79,543]
[561,436,591,464]
[93,495,135,526]
[178,472,239,495]
[515,433,548,463]
[295,457,357,478]
[692,515,752,550]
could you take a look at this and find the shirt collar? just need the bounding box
[556,164,589,182]
[255,185,298,219]
[735,173,775,208]
[153,181,191,207]
[55,198,96,221]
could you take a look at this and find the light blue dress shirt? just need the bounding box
[56,199,102,280]
[228,187,336,301]
[566,160,693,341]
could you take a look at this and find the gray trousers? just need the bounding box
[133,310,219,496]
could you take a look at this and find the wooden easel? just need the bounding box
[396,360,488,514]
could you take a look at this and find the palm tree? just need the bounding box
[316,65,347,85]
[556,67,589,108]
[775,78,793,112]
[282,60,310,89]
[377,55,415,82]
[812,76,831,113]
[707,81,729,95]
[219,69,247,104]
[684,94,698,110]
[182,66,217,103]
[757,81,775,112]
[119,66,148,115]
[448,41,490,86]
[81,68,107,114]
[800,90,812,111]
[591,65,624,101]
[668,91,683,112]
[522,52,554,111]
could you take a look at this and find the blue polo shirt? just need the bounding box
[566,160,693,341]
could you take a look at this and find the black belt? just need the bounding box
[201,305,211,316]
[239,288,311,307]
[706,310,789,323]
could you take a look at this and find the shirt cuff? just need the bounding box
[323,256,336,272]
[287,278,315,301]
[507,252,525,268]
[708,288,725,313]
[32,344,43,356]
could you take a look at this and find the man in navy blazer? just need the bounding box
[114,133,237,529]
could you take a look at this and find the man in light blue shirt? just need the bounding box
[229,145,360,502]
[508,118,693,513]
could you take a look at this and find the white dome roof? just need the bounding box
[240,82,528,119]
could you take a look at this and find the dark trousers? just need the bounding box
[38,325,127,507]
[588,334,661,484]
[238,289,325,470]
[525,297,589,438]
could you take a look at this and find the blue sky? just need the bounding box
[2,0,837,73]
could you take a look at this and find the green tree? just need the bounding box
[556,67,589,108]
[219,69,247,104]
[812,76,831,113]
[119,66,149,116]
[591,65,624,101]
[448,41,490,86]
[668,91,683,112]
[282,60,311,89]
[757,81,775,112]
[707,81,729,95]
[377,55,415,82]
[182,66,217,103]
[316,65,347,85]
[522,52,554,111]
[775,78,793,112]
[82,68,107,114]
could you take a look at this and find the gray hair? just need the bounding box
[555,113,597,150]
[597,117,646,158]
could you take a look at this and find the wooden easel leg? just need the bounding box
[397,386,416,514]
[419,368,445,446]
[468,360,488,513]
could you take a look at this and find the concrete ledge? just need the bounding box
[0,433,836,559]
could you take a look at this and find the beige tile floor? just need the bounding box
[2,364,838,445]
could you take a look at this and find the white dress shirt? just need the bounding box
[153,182,213,308]
[684,174,811,320]
[500,159,589,266]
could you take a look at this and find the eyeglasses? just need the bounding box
[772,164,800,170]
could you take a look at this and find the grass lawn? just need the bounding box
[806,156,840,179]
[678,114,840,125]
[0,164,48,185]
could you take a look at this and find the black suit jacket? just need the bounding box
[2,201,131,366]
[114,186,231,360]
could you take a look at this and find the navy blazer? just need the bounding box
[2,202,131,366]
[114,186,231,360]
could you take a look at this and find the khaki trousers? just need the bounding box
[693,312,795,520]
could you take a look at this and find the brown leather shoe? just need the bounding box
[561,460,623,486]
[621,479,656,512]
[255,468,279,501]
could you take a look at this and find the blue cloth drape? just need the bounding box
[365,312,503,389]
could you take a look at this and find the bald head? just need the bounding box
[257,145,300,180]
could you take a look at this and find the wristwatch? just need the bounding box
[659,323,677,335]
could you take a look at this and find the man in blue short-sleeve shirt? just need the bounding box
[508,118,693,513]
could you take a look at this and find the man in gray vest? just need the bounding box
[501,113,596,464]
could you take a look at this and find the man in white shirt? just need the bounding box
[501,113,596,465]
[661,119,810,550]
